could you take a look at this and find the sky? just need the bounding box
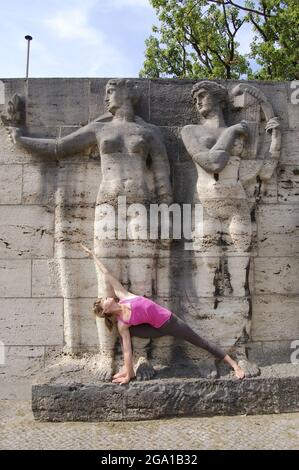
[0,0,254,79]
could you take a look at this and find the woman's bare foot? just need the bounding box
[112,367,126,380]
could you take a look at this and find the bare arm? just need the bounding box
[80,244,133,299]
[181,122,249,173]
[113,325,135,384]
[258,117,281,181]
[11,121,97,158]
[207,121,249,170]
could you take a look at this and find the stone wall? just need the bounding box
[0,78,298,398]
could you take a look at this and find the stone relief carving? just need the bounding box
[1,93,25,127]
[2,79,283,382]
[4,79,173,381]
[181,81,281,376]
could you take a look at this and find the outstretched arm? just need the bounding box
[80,244,133,299]
[113,325,135,384]
[11,121,97,158]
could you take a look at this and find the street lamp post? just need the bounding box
[25,35,33,80]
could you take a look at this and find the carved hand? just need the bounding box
[265,117,280,133]
[229,120,249,138]
[8,126,22,144]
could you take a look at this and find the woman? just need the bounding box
[81,244,245,384]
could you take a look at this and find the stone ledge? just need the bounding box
[32,366,299,422]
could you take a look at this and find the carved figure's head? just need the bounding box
[105,79,140,114]
[93,296,119,331]
[192,81,228,117]
[230,135,247,157]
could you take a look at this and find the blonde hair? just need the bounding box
[92,297,118,332]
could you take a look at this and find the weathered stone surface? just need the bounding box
[0,124,34,164]
[32,259,98,298]
[0,260,31,297]
[157,255,253,299]
[88,78,109,122]
[178,297,250,349]
[277,164,299,203]
[63,298,99,348]
[259,172,278,204]
[257,204,299,256]
[159,126,179,166]
[0,298,63,345]
[173,161,197,204]
[32,368,299,421]
[22,162,100,207]
[0,164,22,203]
[252,295,299,341]
[247,340,298,367]
[149,79,198,127]
[0,346,44,399]
[255,257,299,294]
[280,130,299,164]
[0,205,54,259]
[253,81,289,130]
[54,206,95,258]
[26,78,90,127]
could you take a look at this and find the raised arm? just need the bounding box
[80,244,133,299]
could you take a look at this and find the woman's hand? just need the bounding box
[80,243,94,257]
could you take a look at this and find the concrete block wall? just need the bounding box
[0,78,298,398]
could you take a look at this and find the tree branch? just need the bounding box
[208,0,273,18]
[249,13,268,41]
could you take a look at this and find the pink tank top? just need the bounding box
[118,296,172,328]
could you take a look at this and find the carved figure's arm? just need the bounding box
[181,123,248,174]
[11,121,97,158]
[258,117,281,181]
[208,121,249,172]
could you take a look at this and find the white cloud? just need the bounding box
[44,8,100,44]
[109,0,150,8]
[42,4,134,76]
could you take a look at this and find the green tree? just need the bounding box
[247,0,299,80]
[140,0,299,80]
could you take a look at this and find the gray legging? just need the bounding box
[130,314,226,360]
